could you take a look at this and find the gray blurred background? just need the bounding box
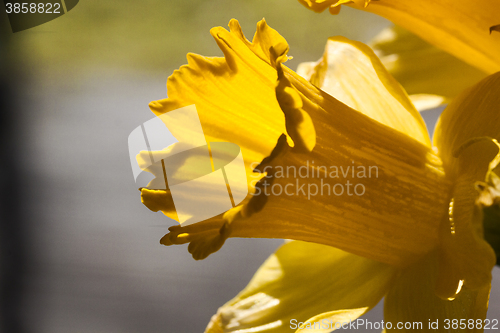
[0,1,498,332]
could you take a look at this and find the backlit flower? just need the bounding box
[139,20,499,332]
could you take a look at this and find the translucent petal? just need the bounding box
[369,25,487,102]
[296,36,430,146]
[205,241,396,333]
[297,0,500,73]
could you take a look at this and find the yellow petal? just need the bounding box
[139,140,250,223]
[369,25,487,102]
[205,241,396,333]
[385,252,490,331]
[276,63,316,153]
[141,19,289,222]
[433,73,500,298]
[296,36,430,146]
[141,188,178,221]
[294,309,367,333]
[298,0,367,13]
[298,0,500,73]
[435,139,498,299]
[148,19,289,187]
[434,72,500,174]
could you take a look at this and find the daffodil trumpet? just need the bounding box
[139,19,499,332]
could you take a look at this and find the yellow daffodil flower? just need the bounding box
[297,0,500,74]
[140,19,499,332]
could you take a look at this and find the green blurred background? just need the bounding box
[8,0,388,74]
[1,1,498,332]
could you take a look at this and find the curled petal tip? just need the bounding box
[159,233,173,246]
[490,24,500,34]
[148,100,164,113]
[188,222,233,260]
[269,43,290,68]
[204,313,224,333]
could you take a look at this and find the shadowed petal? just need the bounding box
[433,73,500,298]
[385,252,490,331]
